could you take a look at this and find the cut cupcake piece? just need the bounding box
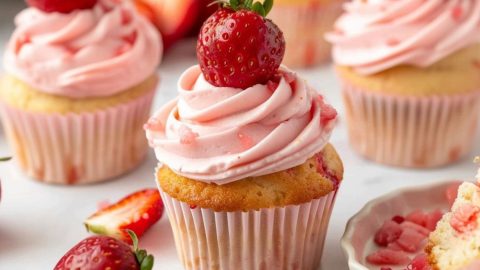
[426,182,480,270]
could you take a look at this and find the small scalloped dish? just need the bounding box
[341,181,458,270]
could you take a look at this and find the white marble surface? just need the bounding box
[1,2,480,269]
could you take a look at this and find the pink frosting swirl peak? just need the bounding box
[145,66,337,185]
[4,0,162,98]
[326,0,480,75]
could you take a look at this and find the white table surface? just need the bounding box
[1,2,479,269]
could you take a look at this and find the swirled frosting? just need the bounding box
[145,66,337,185]
[326,0,480,75]
[3,0,162,98]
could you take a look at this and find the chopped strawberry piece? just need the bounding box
[237,132,254,150]
[85,189,164,244]
[374,220,403,247]
[450,203,480,233]
[381,268,393,270]
[451,5,463,21]
[144,118,164,132]
[392,215,405,224]
[406,253,431,270]
[317,96,337,126]
[178,125,198,145]
[425,209,443,231]
[395,227,427,253]
[445,182,462,207]
[366,249,411,266]
[400,221,431,236]
[405,210,428,227]
[386,241,403,251]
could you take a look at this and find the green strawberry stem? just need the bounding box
[126,230,154,270]
[210,0,274,17]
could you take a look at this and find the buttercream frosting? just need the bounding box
[145,65,337,185]
[326,0,480,75]
[4,0,162,98]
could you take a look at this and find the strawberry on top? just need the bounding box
[197,0,285,89]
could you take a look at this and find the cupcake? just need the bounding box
[326,0,480,168]
[145,1,343,269]
[267,0,344,68]
[0,0,162,184]
[426,181,480,270]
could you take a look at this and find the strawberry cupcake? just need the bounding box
[0,0,162,184]
[268,0,344,68]
[145,1,343,269]
[326,0,480,168]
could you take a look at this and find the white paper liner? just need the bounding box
[268,1,344,67]
[342,82,480,168]
[0,89,155,185]
[159,189,338,270]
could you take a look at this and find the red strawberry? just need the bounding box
[374,220,403,247]
[366,248,410,266]
[26,0,97,13]
[85,189,164,244]
[197,0,285,89]
[55,230,154,270]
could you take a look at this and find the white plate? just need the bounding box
[341,181,458,270]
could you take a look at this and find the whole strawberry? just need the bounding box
[197,0,285,89]
[54,230,154,270]
[26,0,97,13]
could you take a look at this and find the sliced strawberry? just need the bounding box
[85,189,164,244]
[366,249,411,266]
[450,203,480,233]
[445,182,462,208]
[400,221,431,236]
[406,253,431,270]
[395,227,427,253]
[374,220,403,247]
[425,209,443,231]
[405,210,428,227]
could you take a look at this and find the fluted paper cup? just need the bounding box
[0,89,155,185]
[268,0,344,68]
[341,81,480,168]
[159,188,338,270]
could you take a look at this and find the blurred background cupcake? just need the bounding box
[0,0,162,184]
[268,0,345,68]
[326,0,480,168]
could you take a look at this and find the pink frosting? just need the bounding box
[145,66,337,185]
[326,0,480,75]
[3,0,162,98]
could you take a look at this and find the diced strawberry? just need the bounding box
[450,203,480,233]
[392,215,405,224]
[405,210,428,227]
[366,249,411,266]
[178,125,198,145]
[374,220,403,247]
[425,209,443,231]
[386,242,403,251]
[381,268,393,270]
[400,221,431,236]
[406,253,431,270]
[395,227,427,253]
[445,182,462,208]
[85,189,164,244]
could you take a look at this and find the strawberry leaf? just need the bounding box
[252,2,265,17]
[263,0,273,15]
[140,255,154,270]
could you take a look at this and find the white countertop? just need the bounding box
[1,2,479,269]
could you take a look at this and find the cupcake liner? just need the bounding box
[159,187,338,270]
[0,89,156,185]
[341,81,480,168]
[268,1,344,68]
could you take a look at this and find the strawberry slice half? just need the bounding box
[85,189,164,244]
